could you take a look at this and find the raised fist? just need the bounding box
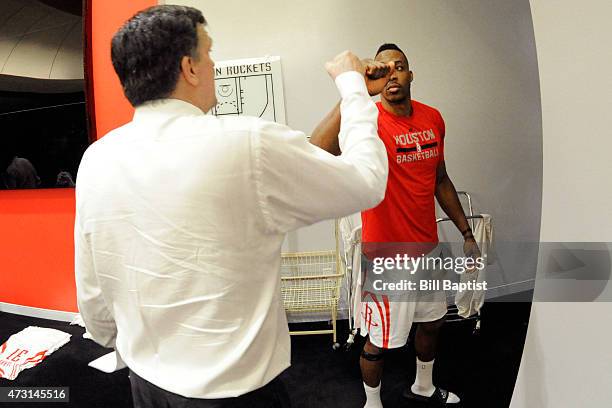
[363,59,394,96]
[325,50,365,80]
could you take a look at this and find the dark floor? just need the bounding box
[0,296,531,408]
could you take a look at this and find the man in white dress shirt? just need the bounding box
[75,5,389,407]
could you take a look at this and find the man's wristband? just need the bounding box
[461,227,474,239]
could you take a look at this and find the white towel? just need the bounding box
[88,351,127,373]
[70,313,94,339]
[0,326,71,380]
[455,214,493,318]
[70,313,85,328]
[339,214,363,330]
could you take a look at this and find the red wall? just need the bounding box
[0,0,157,312]
[91,0,157,138]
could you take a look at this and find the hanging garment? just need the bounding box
[0,326,71,380]
[339,214,363,331]
[455,214,493,318]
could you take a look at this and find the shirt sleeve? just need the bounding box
[251,71,388,234]
[74,154,118,349]
[436,110,446,162]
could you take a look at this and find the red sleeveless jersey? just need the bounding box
[362,100,445,249]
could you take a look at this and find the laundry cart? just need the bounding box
[280,220,344,349]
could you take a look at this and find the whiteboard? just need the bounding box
[210,56,286,124]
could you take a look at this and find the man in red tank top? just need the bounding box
[311,44,479,407]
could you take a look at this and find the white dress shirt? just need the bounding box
[75,71,387,398]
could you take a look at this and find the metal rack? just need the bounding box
[436,191,481,228]
[280,220,344,349]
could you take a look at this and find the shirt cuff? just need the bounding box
[335,71,368,99]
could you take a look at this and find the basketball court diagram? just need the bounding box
[210,56,286,124]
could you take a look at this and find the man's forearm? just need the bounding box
[435,175,472,237]
[309,101,341,156]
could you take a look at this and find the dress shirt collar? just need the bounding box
[133,98,205,121]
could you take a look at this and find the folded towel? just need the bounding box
[0,326,71,380]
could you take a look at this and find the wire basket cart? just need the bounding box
[280,220,344,349]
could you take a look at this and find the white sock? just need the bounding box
[411,358,460,403]
[411,357,435,396]
[363,382,383,408]
[446,392,461,403]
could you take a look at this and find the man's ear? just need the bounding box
[180,55,199,86]
[409,71,414,84]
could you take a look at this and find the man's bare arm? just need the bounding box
[435,161,470,233]
[310,102,342,155]
[435,160,481,258]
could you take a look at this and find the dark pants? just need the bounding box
[129,370,292,408]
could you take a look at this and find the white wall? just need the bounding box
[511,1,612,407]
[170,1,542,297]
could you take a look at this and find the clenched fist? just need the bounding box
[363,59,395,96]
[325,50,365,80]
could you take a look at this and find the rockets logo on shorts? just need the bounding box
[361,292,391,349]
[361,304,378,333]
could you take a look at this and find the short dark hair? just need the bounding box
[111,5,206,107]
[375,43,408,64]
